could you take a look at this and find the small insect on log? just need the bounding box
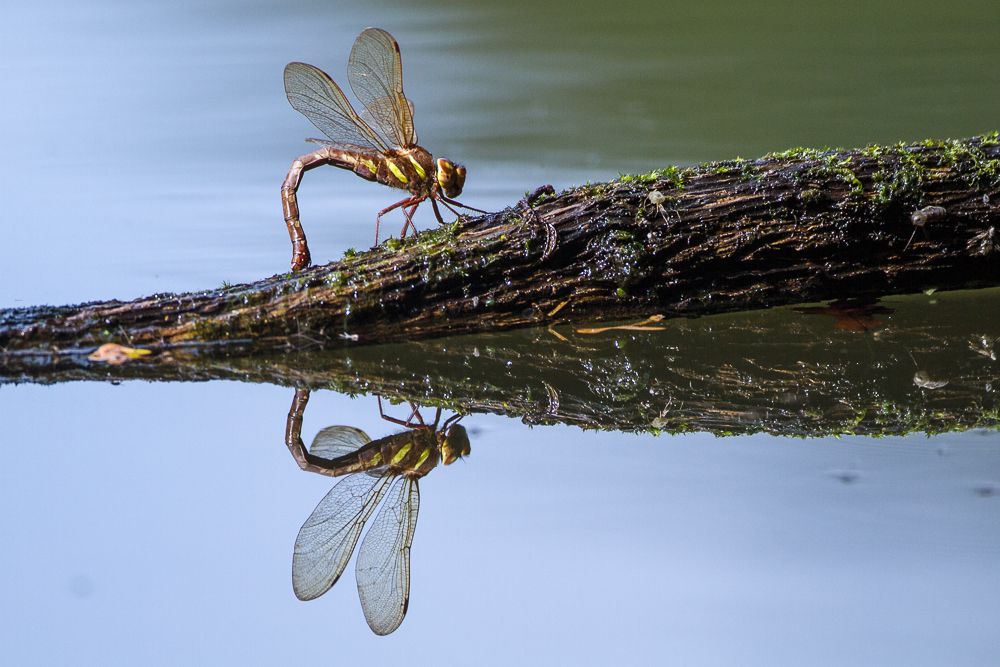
[646,190,678,224]
[903,205,947,252]
[281,28,485,271]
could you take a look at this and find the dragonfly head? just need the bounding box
[439,423,471,465]
[435,158,467,198]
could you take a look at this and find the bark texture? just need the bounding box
[2,134,999,354]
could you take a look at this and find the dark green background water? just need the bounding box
[1,1,998,664]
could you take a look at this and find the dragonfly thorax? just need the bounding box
[372,147,437,195]
[378,428,442,479]
[381,150,465,199]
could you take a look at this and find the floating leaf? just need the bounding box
[88,343,153,365]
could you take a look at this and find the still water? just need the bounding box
[2,0,999,665]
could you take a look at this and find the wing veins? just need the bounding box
[284,61,389,152]
[292,473,395,601]
[355,476,419,635]
[348,28,417,148]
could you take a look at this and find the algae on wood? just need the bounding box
[2,134,999,355]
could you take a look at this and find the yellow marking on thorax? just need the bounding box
[390,442,413,465]
[361,158,378,174]
[415,447,431,467]
[368,451,382,467]
[406,155,427,179]
[386,159,409,184]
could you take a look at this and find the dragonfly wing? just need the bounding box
[356,476,419,635]
[284,61,389,152]
[348,28,417,148]
[359,97,417,149]
[310,426,372,461]
[292,473,394,601]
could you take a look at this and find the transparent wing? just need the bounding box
[292,473,395,601]
[356,476,419,635]
[310,426,372,460]
[348,28,417,148]
[284,61,389,152]
[360,97,416,148]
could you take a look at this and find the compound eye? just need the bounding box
[453,165,467,194]
[441,424,471,464]
[436,158,466,198]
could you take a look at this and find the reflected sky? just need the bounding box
[2,383,999,665]
[2,0,1000,664]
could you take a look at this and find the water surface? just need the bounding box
[1,1,999,665]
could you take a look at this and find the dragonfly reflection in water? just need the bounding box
[284,389,471,635]
[281,27,485,271]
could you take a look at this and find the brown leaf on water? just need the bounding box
[88,343,153,365]
[576,314,666,335]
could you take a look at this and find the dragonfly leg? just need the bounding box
[407,401,426,426]
[435,195,490,225]
[442,412,464,431]
[435,197,463,219]
[439,194,489,215]
[430,197,446,225]
[400,202,421,238]
[378,396,420,428]
[281,148,349,271]
[376,195,423,245]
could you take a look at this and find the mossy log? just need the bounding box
[2,134,999,354]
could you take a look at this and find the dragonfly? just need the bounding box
[284,389,471,635]
[281,27,485,271]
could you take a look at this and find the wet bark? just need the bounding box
[2,134,999,355]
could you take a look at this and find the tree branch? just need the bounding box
[2,134,999,354]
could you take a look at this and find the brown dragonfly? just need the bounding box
[284,389,471,635]
[281,27,484,271]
